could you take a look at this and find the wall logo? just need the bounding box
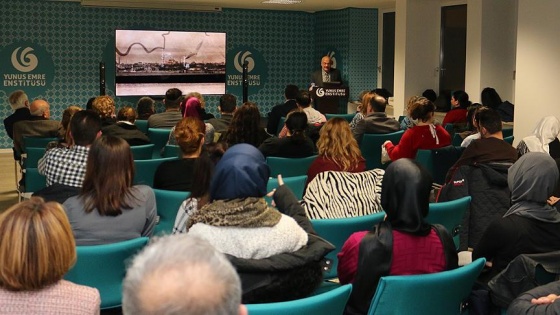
[11,47,38,72]
[1,41,55,96]
[316,88,325,97]
[226,46,268,95]
[327,51,337,69]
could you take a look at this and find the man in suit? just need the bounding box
[13,99,59,155]
[147,88,183,128]
[3,90,31,140]
[310,56,342,86]
[353,93,400,144]
[266,84,299,135]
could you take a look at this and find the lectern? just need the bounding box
[311,85,349,114]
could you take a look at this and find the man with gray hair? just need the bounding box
[12,99,59,155]
[123,235,247,315]
[3,90,31,139]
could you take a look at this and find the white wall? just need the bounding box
[514,0,560,142]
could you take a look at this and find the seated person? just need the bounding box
[349,90,374,131]
[207,93,237,134]
[63,135,156,245]
[13,99,59,156]
[517,116,560,159]
[4,90,31,140]
[307,117,366,185]
[338,159,458,315]
[399,96,419,130]
[259,111,316,158]
[155,117,205,191]
[266,85,299,135]
[102,106,150,146]
[509,280,560,315]
[183,92,214,120]
[383,97,451,160]
[46,105,82,150]
[0,197,100,314]
[92,95,117,128]
[148,88,183,128]
[352,93,400,144]
[219,102,270,148]
[472,153,560,282]
[186,144,333,303]
[481,87,514,122]
[442,90,469,127]
[447,108,517,181]
[459,104,483,147]
[278,90,326,138]
[136,96,155,120]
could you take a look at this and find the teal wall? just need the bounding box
[0,0,377,149]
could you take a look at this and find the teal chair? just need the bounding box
[415,145,465,185]
[134,119,149,135]
[20,168,47,201]
[148,128,172,158]
[452,133,464,146]
[23,136,58,151]
[266,155,317,177]
[444,123,455,139]
[130,144,155,160]
[134,157,178,186]
[64,237,149,309]
[266,175,307,205]
[24,147,46,168]
[246,284,352,315]
[427,196,471,249]
[163,144,181,158]
[504,135,514,144]
[360,130,404,170]
[502,127,513,138]
[325,113,356,123]
[153,189,191,235]
[311,212,386,279]
[367,258,486,315]
[276,116,286,136]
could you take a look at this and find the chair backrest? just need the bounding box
[64,237,149,309]
[415,145,465,185]
[266,155,318,177]
[23,136,58,152]
[134,119,149,135]
[25,147,46,168]
[398,115,405,123]
[427,196,471,249]
[265,175,307,205]
[311,212,386,279]
[360,130,405,170]
[504,135,514,145]
[452,133,464,146]
[25,168,47,193]
[276,116,286,136]
[444,123,455,138]
[133,157,178,186]
[502,127,513,138]
[246,284,352,315]
[325,113,356,123]
[163,144,181,158]
[130,144,155,160]
[152,189,191,235]
[148,128,172,158]
[367,258,486,315]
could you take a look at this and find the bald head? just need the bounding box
[30,99,50,119]
[369,94,388,113]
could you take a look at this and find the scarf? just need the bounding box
[522,116,560,154]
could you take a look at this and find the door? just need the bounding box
[439,5,467,109]
[382,11,395,96]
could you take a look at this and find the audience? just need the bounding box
[102,106,150,146]
[207,93,237,133]
[0,197,100,314]
[278,90,326,138]
[154,117,205,191]
[220,102,270,148]
[446,107,517,181]
[184,91,214,120]
[383,97,451,160]
[148,88,183,128]
[91,95,116,127]
[266,84,299,135]
[187,144,333,303]
[481,87,514,122]
[399,96,419,130]
[422,89,437,103]
[339,159,458,315]
[3,89,31,140]
[307,117,366,184]
[509,280,560,314]
[47,105,82,149]
[517,116,560,159]
[472,153,560,282]
[259,111,315,158]
[136,96,155,120]
[459,104,484,147]
[63,135,156,245]
[122,235,247,315]
[13,99,59,155]
[442,90,470,127]
[349,90,374,131]
[352,93,400,144]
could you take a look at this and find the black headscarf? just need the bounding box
[381,158,433,236]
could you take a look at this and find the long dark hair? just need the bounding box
[225,102,262,147]
[81,135,134,216]
[285,111,308,144]
[190,142,227,208]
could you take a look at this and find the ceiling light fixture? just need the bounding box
[262,0,302,4]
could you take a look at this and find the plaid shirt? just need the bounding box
[38,145,89,187]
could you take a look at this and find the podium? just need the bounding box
[311,85,349,114]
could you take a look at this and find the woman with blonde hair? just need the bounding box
[0,197,100,314]
[349,91,375,131]
[307,117,366,184]
[155,117,206,191]
[63,135,156,245]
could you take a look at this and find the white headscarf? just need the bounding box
[522,116,560,153]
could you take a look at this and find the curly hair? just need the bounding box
[316,118,364,171]
[225,102,262,147]
[173,117,205,156]
[92,95,115,119]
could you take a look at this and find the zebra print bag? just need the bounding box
[303,169,384,219]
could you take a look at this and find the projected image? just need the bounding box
[115,30,226,96]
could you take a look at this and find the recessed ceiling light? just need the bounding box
[262,0,302,4]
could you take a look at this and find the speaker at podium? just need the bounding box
[311,83,349,114]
